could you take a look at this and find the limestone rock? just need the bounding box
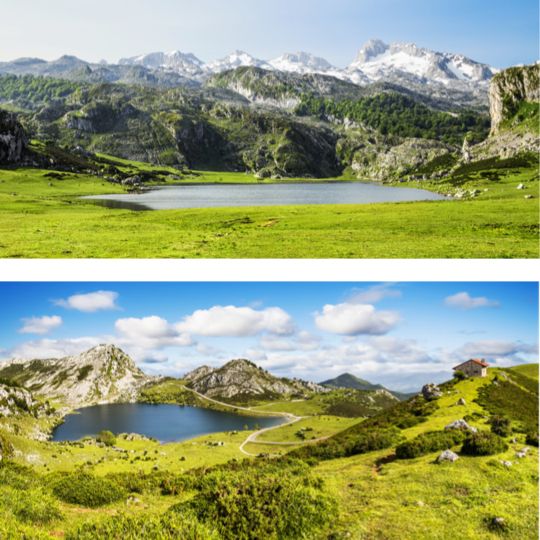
[422,383,443,401]
[437,450,459,462]
[457,398,466,406]
[444,419,477,433]
[0,109,29,163]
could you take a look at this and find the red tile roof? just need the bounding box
[453,358,490,370]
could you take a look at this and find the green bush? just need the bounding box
[176,470,337,540]
[0,487,62,525]
[453,370,467,381]
[526,432,539,447]
[96,430,116,447]
[490,416,512,437]
[51,473,126,507]
[461,431,509,456]
[160,474,197,496]
[65,511,219,540]
[105,471,165,494]
[395,429,467,460]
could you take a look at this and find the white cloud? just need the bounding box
[314,303,401,336]
[176,306,296,337]
[444,292,500,310]
[115,316,194,349]
[368,336,431,363]
[54,291,120,312]
[458,340,535,357]
[9,337,105,359]
[348,283,402,304]
[342,336,358,343]
[244,349,268,362]
[196,342,220,356]
[18,315,63,335]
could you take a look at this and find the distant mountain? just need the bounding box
[0,39,499,94]
[0,345,161,407]
[183,359,329,402]
[320,373,418,401]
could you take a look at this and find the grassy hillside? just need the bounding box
[0,150,537,258]
[0,366,537,539]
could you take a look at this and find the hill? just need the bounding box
[320,372,418,400]
[182,358,329,404]
[0,345,161,408]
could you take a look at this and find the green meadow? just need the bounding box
[1,366,538,539]
[0,149,537,258]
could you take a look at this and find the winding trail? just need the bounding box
[185,388,332,456]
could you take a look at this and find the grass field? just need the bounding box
[0,156,537,258]
[1,367,538,539]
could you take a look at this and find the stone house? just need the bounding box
[453,359,490,378]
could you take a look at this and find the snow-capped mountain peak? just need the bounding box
[269,52,336,73]
[205,50,274,72]
[118,51,204,71]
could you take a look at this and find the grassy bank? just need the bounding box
[0,153,537,258]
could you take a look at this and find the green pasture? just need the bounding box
[0,157,537,258]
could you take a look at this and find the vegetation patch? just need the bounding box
[461,431,509,456]
[395,429,467,459]
[51,472,126,507]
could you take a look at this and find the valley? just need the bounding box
[0,344,538,539]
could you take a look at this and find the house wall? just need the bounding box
[460,362,486,377]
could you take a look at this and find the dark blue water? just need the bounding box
[51,403,285,443]
[82,182,449,211]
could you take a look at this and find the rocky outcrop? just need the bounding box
[489,64,539,134]
[0,109,29,162]
[437,450,459,462]
[0,345,161,408]
[444,419,477,433]
[0,383,56,418]
[422,383,443,401]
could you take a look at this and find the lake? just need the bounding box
[82,182,449,211]
[51,403,286,443]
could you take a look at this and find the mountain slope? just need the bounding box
[320,372,418,401]
[183,359,329,403]
[0,345,160,408]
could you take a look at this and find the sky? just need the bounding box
[0,0,538,68]
[0,282,537,392]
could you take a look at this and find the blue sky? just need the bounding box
[0,282,537,391]
[0,0,537,68]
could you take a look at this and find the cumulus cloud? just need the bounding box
[347,283,402,304]
[445,292,500,310]
[9,337,105,359]
[458,340,536,357]
[115,316,194,349]
[196,342,220,356]
[342,336,358,343]
[54,291,120,312]
[176,306,296,337]
[314,302,401,336]
[368,336,432,363]
[244,349,268,362]
[18,315,63,335]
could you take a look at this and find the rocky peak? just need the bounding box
[0,345,159,408]
[0,109,29,163]
[353,39,389,65]
[488,63,539,134]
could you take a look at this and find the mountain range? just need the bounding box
[0,39,499,92]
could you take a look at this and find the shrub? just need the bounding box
[96,430,116,447]
[395,429,467,460]
[526,432,539,447]
[160,474,197,496]
[453,370,467,381]
[0,487,62,525]
[490,416,512,437]
[461,431,509,456]
[105,471,165,494]
[51,473,126,507]
[65,511,219,540]
[176,470,338,540]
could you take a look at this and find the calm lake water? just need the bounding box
[82,182,448,211]
[51,403,286,443]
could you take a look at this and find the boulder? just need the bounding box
[524,195,534,199]
[0,109,29,163]
[422,383,443,401]
[517,184,525,189]
[437,450,459,462]
[444,419,477,433]
[457,398,466,406]
[515,452,526,458]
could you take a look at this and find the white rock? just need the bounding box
[437,450,459,462]
[445,419,477,433]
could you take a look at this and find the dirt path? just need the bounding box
[185,388,330,456]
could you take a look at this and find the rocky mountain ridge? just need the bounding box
[1,39,500,94]
[183,359,330,401]
[0,345,162,408]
